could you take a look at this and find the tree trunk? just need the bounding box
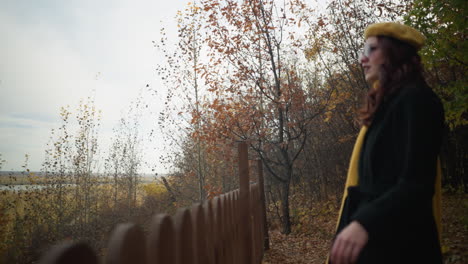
[161,176,177,203]
[280,180,291,234]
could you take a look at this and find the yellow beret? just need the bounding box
[364,22,425,50]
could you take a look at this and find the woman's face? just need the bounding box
[360,36,385,85]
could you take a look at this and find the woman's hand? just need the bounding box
[330,221,369,264]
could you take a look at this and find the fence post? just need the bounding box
[238,141,252,264]
[257,159,270,251]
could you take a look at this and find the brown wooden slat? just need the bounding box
[221,194,232,264]
[174,208,195,264]
[212,196,224,263]
[232,190,241,264]
[105,223,147,264]
[147,214,176,264]
[225,192,232,264]
[227,191,239,264]
[251,185,261,263]
[203,200,215,264]
[191,203,209,264]
[39,241,98,264]
[250,185,256,264]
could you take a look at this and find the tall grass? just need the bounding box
[0,178,174,264]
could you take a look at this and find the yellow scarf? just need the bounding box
[335,126,442,240]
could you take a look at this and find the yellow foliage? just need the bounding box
[441,245,449,254]
[142,183,167,197]
[324,111,332,123]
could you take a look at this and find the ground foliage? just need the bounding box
[440,192,468,263]
[263,192,468,264]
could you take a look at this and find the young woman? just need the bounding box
[329,22,444,264]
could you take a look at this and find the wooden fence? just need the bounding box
[39,142,269,264]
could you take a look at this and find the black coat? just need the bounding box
[336,80,444,264]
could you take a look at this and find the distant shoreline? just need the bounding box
[0,171,165,185]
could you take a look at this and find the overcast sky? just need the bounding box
[0,0,192,173]
[0,0,328,174]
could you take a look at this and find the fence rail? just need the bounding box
[39,142,268,264]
